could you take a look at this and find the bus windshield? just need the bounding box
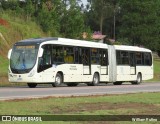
[10,45,39,73]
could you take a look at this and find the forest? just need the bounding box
[0,0,160,54]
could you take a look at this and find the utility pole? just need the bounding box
[113,0,120,41]
[113,9,116,41]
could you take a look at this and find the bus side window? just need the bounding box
[81,48,90,65]
[100,49,108,66]
[64,46,74,64]
[130,52,135,66]
[116,51,121,65]
[74,47,79,64]
[136,52,143,65]
[52,46,64,64]
[91,48,99,64]
[144,52,152,66]
[43,50,51,65]
[121,51,129,65]
[38,45,52,72]
[40,45,52,66]
[116,51,129,65]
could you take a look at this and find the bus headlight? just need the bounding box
[28,70,35,77]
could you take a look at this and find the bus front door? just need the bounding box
[130,52,136,75]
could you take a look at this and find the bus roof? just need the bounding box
[57,38,108,49]
[114,45,151,52]
[17,37,108,49]
[15,37,151,52]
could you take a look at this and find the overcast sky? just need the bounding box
[81,0,88,6]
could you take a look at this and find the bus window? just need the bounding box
[74,47,79,64]
[38,45,52,72]
[64,46,74,64]
[116,51,129,65]
[100,49,108,66]
[136,52,143,65]
[91,48,99,64]
[116,51,121,65]
[121,51,129,65]
[144,52,152,66]
[43,48,51,65]
[130,52,135,66]
[81,48,90,65]
[52,46,64,64]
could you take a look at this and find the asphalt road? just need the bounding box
[0,82,160,100]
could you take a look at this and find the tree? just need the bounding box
[37,0,61,36]
[60,0,88,38]
[87,0,114,34]
[118,0,160,51]
[24,0,34,20]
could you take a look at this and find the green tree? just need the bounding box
[60,0,88,38]
[24,0,34,20]
[119,0,160,51]
[37,0,61,36]
[87,0,113,34]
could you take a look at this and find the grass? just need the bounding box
[0,93,160,123]
[0,92,160,115]
[154,59,160,73]
[0,56,8,76]
[149,59,160,81]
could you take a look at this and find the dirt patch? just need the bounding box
[0,18,9,27]
[52,102,160,115]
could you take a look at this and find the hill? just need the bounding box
[0,12,48,58]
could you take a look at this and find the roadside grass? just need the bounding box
[0,92,160,115]
[0,56,10,86]
[0,93,160,124]
[153,59,160,81]
[0,56,8,76]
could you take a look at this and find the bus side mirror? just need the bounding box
[38,48,44,57]
[7,49,12,59]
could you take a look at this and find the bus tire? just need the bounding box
[67,83,78,87]
[52,73,62,87]
[113,82,122,85]
[88,73,99,86]
[27,83,37,88]
[132,73,142,85]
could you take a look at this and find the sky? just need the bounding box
[81,0,88,6]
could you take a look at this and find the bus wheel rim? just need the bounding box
[94,76,98,84]
[56,76,61,84]
[137,75,141,83]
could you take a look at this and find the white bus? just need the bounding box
[8,37,153,88]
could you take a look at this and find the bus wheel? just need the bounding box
[88,73,99,86]
[27,83,37,88]
[67,83,78,87]
[113,82,122,85]
[132,73,142,85]
[52,73,62,87]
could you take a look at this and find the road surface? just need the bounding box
[0,82,160,100]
